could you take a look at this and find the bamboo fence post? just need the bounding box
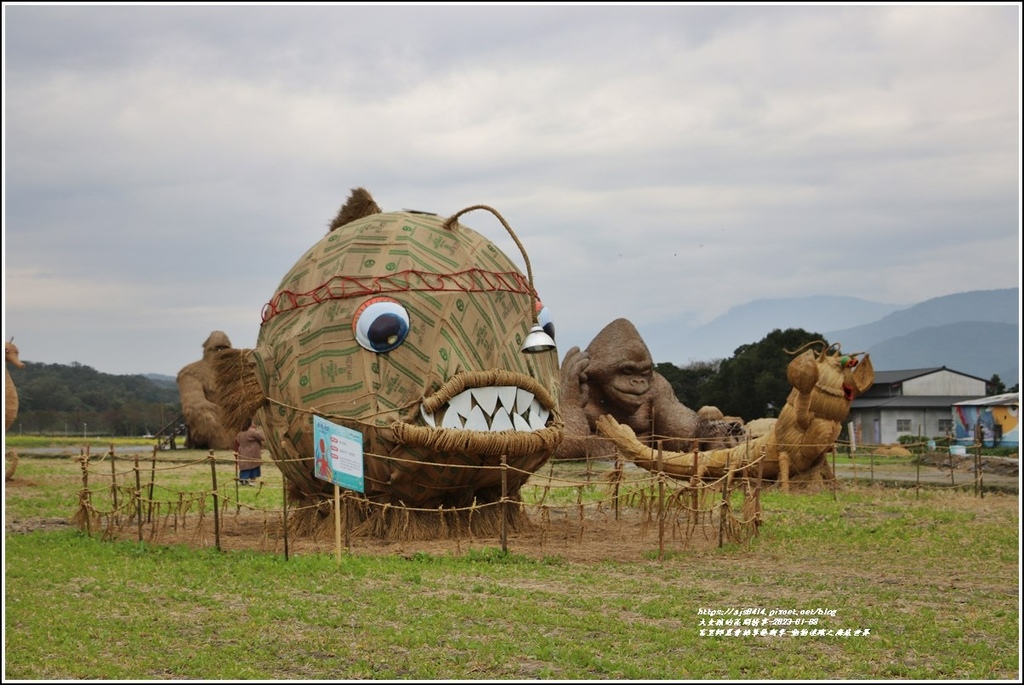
[344,490,351,551]
[209,451,221,552]
[78,452,92,537]
[831,447,837,502]
[719,452,731,549]
[916,457,921,500]
[612,453,622,521]
[755,446,765,532]
[109,447,119,512]
[500,454,508,554]
[133,452,143,543]
[147,446,157,523]
[978,444,985,498]
[973,449,980,498]
[334,486,342,566]
[656,441,664,561]
[282,480,290,561]
[690,450,699,528]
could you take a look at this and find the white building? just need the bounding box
[846,367,991,446]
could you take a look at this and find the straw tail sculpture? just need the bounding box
[176,331,236,450]
[554,318,744,461]
[214,187,564,538]
[6,340,25,481]
[595,341,874,490]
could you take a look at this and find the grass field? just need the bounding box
[3,449,1021,680]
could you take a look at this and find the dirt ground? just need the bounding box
[4,467,750,563]
[5,450,1018,563]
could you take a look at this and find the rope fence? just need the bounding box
[63,433,1000,561]
[67,439,769,561]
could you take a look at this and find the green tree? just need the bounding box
[987,374,1006,395]
[701,328,827,422]
[655,359,721,410]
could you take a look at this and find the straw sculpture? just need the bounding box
[214,188,564,538]
[554,318,744,460]
[5,340,24,481]
[596,341,875,490]
[176,331,236,450]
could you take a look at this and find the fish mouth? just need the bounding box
[390,369,563,456]
[420,385,551,431]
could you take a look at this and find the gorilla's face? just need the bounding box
[589,341,652,413]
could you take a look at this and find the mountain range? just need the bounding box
[640,288,1020,387]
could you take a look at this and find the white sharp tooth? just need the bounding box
[497,386,517,411]
[441,408,463,429]
[528,402,550,430]
[513,414,532,431]
[471,386,499,415]
[464,406,490,431]
[490,411,514,432]
[420,404,436,428]
[515,388,535,413]
[449,391,472,418]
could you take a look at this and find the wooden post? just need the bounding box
[281,479,290,561]
[109,447,119,513]
[916,456,921,500]
[831,448,837,502]
[719,452,730,549]
[500,454,508,554]
[79,452,92,538]
[973,449,979,498]
[147,446,157,523]
[334,485,342,566]
[690,450,699,529]
[754,446,765,532]
[612,454,622,521]
[948,448,956,487]
[134,452,143,543]
[656,442,664,561]
[344,490,351,552]
[233,447,241,514]
[209,451,221,552]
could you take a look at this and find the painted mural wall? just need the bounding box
[953,403,1019,448]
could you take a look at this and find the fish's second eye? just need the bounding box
[353,297,410,353]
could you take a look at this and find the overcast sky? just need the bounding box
[3,3,1021,378]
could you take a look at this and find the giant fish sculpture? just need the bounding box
[216,188,563,534]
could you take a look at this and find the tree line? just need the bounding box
[7,328,1013,438]
[8,362,181,438]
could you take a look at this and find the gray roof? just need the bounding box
[851,395,981,410]
[953,392,1019,407]
[870,367,990,385]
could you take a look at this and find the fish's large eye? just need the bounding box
[353,297,410,353]
[537,304,555,342]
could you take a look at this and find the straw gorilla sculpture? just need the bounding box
[176,331,236,450]
[214,188,563,537]
[596,341,875,489]
[554,318,742,461]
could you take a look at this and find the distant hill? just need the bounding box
[855,321,1018,385]
[824,289,1019,349]
[644,295,905,364]
[642,288,1019,387]
[144,373,179,391]
[9,362,181,436]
